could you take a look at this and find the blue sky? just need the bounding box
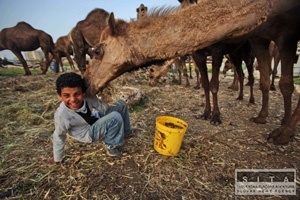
[0,0,180,59]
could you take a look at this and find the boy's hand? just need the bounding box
[49,152,63,165]
[49,158,63,166]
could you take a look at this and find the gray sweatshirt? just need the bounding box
[52,96,108,162]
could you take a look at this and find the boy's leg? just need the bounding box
[89,111,125,148]
[105,99,132,134]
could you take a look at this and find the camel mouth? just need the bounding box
[84,78,102,96]
[85,84,101,96]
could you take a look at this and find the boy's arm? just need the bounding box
[86,96,109,112]
[52,115,67,162]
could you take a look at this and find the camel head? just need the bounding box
[222,59,232,78]
[84,13,159,95]
[84,13,129,95]
[148,59,175,86]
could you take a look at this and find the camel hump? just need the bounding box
[16,21,34,29]
[85,8,109,20]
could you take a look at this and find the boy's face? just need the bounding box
[59,87,84,110]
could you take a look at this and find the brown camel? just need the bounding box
[0,22,57,75]
[190,41,255,125]
[148,59,175,86]
[224,41,280,91]
[247,9,300,144]
[68,8,110,73]
[185,1,300,143]
[188,2,297,143]
[177,0,256,125]
[254,41,280,91]
[84,0,294,93]
[148,56,192,87]
[192,4,299,143]
[84,0,300,144]
[55,35,75,71]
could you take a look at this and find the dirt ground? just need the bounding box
[0,67,299,200]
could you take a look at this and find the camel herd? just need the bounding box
[83,0,300,145]
[1,0,300,145]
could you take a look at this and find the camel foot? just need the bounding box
[210,119,221,125]
[228,85,239,91]
[249,98,255,104]
[197,112,211,121]
[267,126,294,145]
[270,85,276,91]
[210,116,222,125]
[250,116,267,124]
[193,85,201,89]
[236,96,243,101]
[280,116,290,126]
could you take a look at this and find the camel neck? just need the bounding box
[122,0,273,62]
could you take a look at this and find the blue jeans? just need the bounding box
[89,100,131,148]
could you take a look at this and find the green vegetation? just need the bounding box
[1,65,300,84]
[207,65,300,85]
[0,67,41,77]
[294,77,300,85]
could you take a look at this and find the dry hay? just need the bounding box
[0,68,300,199]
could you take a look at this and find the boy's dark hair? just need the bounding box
[56,72,86,95]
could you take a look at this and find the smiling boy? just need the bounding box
[52,72,134,163]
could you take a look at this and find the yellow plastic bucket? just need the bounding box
[154,116,188,156]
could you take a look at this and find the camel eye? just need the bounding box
[92,44,104,59]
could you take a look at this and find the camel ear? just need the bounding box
[107,12,117,36]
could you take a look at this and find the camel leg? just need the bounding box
[188,56,193,79]
[192,50,211,120]
[267,38,299,144]
[276,40,296,126]
[66,54,75,70]
[244,55,255,104]
[59,57,65,72]
[11,50,31,75]
[269,97,300,145]
[242,42,255,104]
[228,64,239,91]
[40,47,52,74]
[64,53,74,70]
[183,62,190,87]
[193,62,201,89]
[270,50,280,91]
[230,54,244,101]
[50,47,61,73]
[171,64,176,82]
[250,38,271,124]
[209,51,222,125]
[177,64,182,85]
